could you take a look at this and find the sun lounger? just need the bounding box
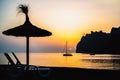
[4,52,52,79]
[12,52,21,65]
[4,53,15,65]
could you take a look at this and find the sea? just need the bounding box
[0,53,120,70]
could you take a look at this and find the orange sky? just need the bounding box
[0,0,120,52]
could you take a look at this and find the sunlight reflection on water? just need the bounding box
[0,53,120,70]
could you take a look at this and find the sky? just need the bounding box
[0,0,120,53]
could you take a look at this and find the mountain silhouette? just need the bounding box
[76,27,120,54]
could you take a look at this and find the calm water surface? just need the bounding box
[0,53,120,70]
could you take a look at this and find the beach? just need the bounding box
[0,65,120,80]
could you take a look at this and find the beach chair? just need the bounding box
[11,52,38,70]
[4,53,26,79]
[4,53,15,65]
[11,52,52,76]
[12,52,21,65]
[4,52,26,70]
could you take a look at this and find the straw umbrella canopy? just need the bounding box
[2,4,52,66]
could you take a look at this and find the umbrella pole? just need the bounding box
[26,36,29,67]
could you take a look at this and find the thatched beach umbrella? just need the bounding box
[2,4,52,66]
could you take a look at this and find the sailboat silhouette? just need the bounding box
[63,41,73,56]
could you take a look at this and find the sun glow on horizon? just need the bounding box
[0,0,120,52]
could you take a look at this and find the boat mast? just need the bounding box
[66,41,67,53]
